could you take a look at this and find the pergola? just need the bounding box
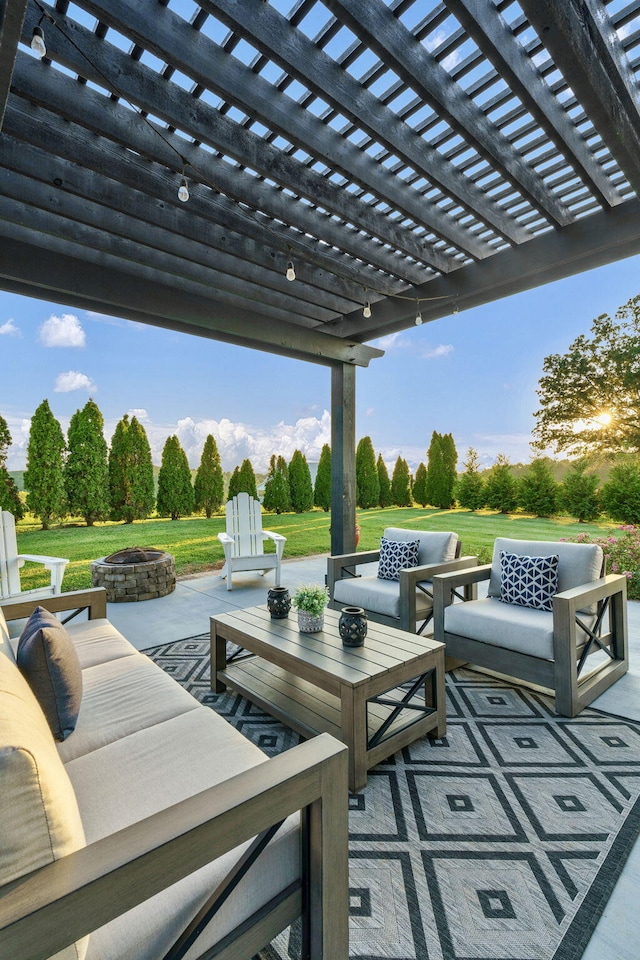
[1,0,640,552]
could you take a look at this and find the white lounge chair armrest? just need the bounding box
[16,554,68,568]
[262,531,286,560]
[217,533,235,546]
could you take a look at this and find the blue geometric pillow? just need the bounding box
[378,537,420,581]
[499,551,559,612]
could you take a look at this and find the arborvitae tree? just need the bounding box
[391,456,412,506]
[109,414,155,523]
[156,435,194,520]
[355,435,380,509]
[314,443,331,511]
[194,434,224,518]
[288,449,313,513]
[600,461,640,524]
[425,431,457,509]
[65,398,110,526]
[377,454,392,507]
[0,413,24,519]
[237,458,258,499]
[558,460,600,522]
[263,454,291,514]
[484,453,519,514]
[441,433,458,508]
[227,465,241,501]
[412,462,428,507]
[518,457,559,517]
[24,399,66,530]
[456,447,485,511]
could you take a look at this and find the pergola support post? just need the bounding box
[330,362,356,557]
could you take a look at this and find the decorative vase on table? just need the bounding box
[339,606,367,647]
[267,586,291,619]
[297,610,324,633]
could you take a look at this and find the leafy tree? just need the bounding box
[391,456,412,506]
[156,435,194,520]
[484,453,518,514]
[377,454,392,507]
[24,400,66,529]
[456,447,485,511]
[108,414,155,523]
[412,462,428,507]
[0,413,23,519]
[517,457,558,518]
[263,454,291,514]
[288,449,313,513]
[558,460,600,522]
[600,461,640,524]
[314,443,331,511]
[65,398,110,526]
[237,458,258,500]
[355,436,380,509]
[425,431,457,508]
[533,295,640,457]
[194,434,224,518]
[227,465,241,501]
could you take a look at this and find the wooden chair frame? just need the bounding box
[433,563,629,717]
[0,510,69,601]
[218,493,286,591]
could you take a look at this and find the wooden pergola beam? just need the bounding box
[0,0,27,130]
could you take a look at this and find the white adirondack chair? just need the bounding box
[0,510,69,601]
[217,492,286,591]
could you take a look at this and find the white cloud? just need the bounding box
[127,408,150,422]
[39,313,86,348]
[54,371,96,393]
[422,343,454,359]
[373,332,410,351]
[0,319,20,337]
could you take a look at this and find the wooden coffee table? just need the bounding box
[210,605,446,792]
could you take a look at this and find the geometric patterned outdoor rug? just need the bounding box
[145,637,640,960]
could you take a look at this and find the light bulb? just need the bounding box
[178,177,189,202]
[31,25,46,59]
[363,301,372,318]
[452,302,459,315]
[286,261,296,282]
[415,309,423,326]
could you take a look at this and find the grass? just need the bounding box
[14,507,618,594]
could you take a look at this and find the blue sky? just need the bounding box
[1,252,639,474]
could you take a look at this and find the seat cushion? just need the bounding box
[377,537,419,581]
[499,551,559,612]
[66,619,138,670]
[17,606,83,741]
[383,527,457,566]
[334,574,433,620]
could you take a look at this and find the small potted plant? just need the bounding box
[293,583,329,633]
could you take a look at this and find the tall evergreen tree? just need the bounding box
[425,431,457,508]
[314,443,331,511]
[227,465,241,501]
[377,454,392,507]
[156,435,194,520]
[288,449,313,513]
[237,458,258,499]
[24,399,66,529]
[484,454,519,514]
[441,433,458,508]
[558,460,600,522]
[263,454,291,513]
[391,456,412,506]
[65,398,109,526]
[518,458,558,517]
[600,462,640,524]
[456,447,485,511]
[194,434,224,518]
[0,413,23,519]
[355,436,380,509]
[412,462,428,507]
[109,414,155,523]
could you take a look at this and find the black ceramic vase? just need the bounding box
[339,606,367,646]
[267,586,291,619]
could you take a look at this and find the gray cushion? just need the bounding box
[383,527,457,566]
[333,574,433,620]
[17,606,82,741]
[377,537,419,581]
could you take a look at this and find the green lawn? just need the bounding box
[15,508,617,593]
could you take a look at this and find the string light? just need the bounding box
[31,25,46,59]
[177,175,189,203]
[363,300,372,318]
[452,301,459,315]
[286,260,296,281]
[415,303,423,325]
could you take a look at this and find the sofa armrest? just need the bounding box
[432,564,492,641]
[0,733,348,960]
[399,556,478,632]
[0,587,107,624]
[327,550,381,598]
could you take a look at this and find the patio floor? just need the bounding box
[105,554,640,960]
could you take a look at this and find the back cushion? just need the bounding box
[383,528,457,567]
[488,538,603,611]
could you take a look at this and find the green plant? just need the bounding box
[562,525,640,599]
[292,583,329,617]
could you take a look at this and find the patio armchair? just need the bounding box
[433,537,629,717]
[327,527,477,635]
[218,492,286,590]
[0,510,68,601]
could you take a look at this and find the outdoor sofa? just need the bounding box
[0,588,348,960]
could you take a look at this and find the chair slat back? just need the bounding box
[0,512,21,599]
[225,493,264,558]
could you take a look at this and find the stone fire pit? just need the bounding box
[91,547,176,602]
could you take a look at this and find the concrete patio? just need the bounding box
[105,554,640,960]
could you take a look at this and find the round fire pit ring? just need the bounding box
[91,547,176,602]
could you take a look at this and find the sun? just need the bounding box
[593,411,612,427]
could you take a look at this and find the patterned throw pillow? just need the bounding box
[377,537,420,581]
[499,551,559,612]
